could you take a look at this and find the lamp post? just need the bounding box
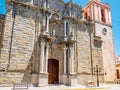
[94,65,101,87]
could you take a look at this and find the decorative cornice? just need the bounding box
[65,2,83,12]
[62,16,94,24]
[94,36,103,42]
[0,19,4,22]
[84,0,110,10]
[95,21,112,27]
[50,19,62,25]
[7,0,51,14]
[78,72,104,75]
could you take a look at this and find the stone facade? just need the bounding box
[0,0,115,86]
[84,0,116,83]
[94,23,116,83]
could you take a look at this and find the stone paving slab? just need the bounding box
[0,84,120,90]
[0,87,111,90]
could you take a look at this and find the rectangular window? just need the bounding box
[66,22,69,35]
[116,69,120,79]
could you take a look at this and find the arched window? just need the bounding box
[101,9,106,23]
[84,12,88,19]
[66,22,69,35]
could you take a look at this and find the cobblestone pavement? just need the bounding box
[0,84,120,90]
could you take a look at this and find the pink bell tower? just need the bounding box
[84,0,112,25]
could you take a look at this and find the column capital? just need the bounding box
[63,45,67,50]
[63,47,67,50]
[46,44,49,47]
[40,40,45,45]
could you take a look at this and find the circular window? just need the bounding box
[102,28,107,35]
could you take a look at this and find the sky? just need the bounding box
[0,0,120,55]
[0,0,6,14]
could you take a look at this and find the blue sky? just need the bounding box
[0,0,120,55]
[0,0,6,14]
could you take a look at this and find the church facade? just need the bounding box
[0,0,116,86]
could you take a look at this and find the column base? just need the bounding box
[63,74,69,86]
[32,73,39,87]
[63,74,77,86]
[39,73,48,87]
[68,74,77,86]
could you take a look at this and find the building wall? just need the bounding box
[0,1,37,86]
[95,23,116,82]
[0,0,114,86]
[76,22,104,84]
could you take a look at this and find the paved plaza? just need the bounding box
[0,84,120,90]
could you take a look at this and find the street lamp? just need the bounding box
[94,65,101,87]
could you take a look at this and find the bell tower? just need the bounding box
[84,0,111,25]
[84,0,116,83]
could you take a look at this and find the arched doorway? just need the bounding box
[48,59,59,84]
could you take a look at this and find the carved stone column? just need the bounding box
[108,10,112,24]
[46,15,49,33]
[105,9,108,24]
[44,1,46,9]
[45,43,49,73]
[69,44,75,74]
[39,40,48,86]
[40,40,45,73]
[98,6,101,22]
[63,45,67,74]
[30,0,33,5]
[94,4,97,21]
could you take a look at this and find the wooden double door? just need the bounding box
[48,59,59,84]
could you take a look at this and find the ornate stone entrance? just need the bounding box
[48,59,59,84]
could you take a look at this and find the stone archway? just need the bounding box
[48,59,59,84]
